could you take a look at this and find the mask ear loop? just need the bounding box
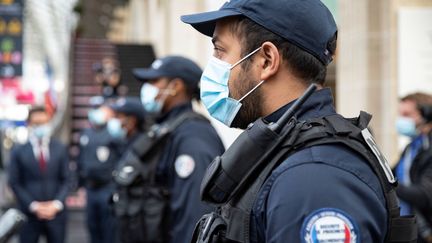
[159,89,176,96]
[159,80,178,97]
[154,81,178,113]
[230,47,262,69]
[228,47,263,102]
[238,80,265,102]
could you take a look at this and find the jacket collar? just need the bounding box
[156,102,193,123]
[265,88,337,123]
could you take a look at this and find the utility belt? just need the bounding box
[191,85,417,243]
[86,179,112,189]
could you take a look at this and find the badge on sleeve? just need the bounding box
[80,135,89,146]
[174,154,195,178]
[96,146,110,163]
[301,208,359,243]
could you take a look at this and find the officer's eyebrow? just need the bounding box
[212,36,221,46]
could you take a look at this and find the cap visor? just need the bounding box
[108,104,121,112]
[132,68,164,82]
[181,9,242,37]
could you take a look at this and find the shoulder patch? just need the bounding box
[301,208,359,243]
[80,135,89,146]
[174,154,195,179]
[96,146,110,163]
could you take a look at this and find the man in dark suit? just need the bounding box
[8,106,70,243]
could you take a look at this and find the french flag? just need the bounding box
[44,59,57,117]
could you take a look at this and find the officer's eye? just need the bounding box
[213,47,224,59]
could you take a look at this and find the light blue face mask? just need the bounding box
[200,47,264,127]
[107,118,126,139]
[88,109,107,126]
[32,124,52,139]
[396,117,417,138]
[140,83,171,114]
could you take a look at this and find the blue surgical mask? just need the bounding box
[88,109,107,126]
[140,83,165,114]
[200,47,264,127]
[396,117,417,138]
[107,118,126,139]
[33,125,52,139]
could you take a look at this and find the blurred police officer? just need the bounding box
[78,97,121,243]
[395,93,432,242]
[109,97,150,243]
[182,0,416,242]
[93,57,127,99]
[107,97,146,146]
[132,56,225,243]
[8,107,69,243]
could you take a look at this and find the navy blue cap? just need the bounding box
[181,0,337,65]
[110,97,145,120]
[133,56,203,88]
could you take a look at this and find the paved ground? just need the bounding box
[5,209,89,243]
[66,209,89,243]
[1,168,90,242]
[1,176,92,243]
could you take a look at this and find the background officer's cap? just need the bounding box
[181,0,337,65]
[89,96,105,108]
[133,56,202,89]
[110,97,145,121]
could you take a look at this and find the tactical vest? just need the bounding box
[112,112,207,243]
[192,112,417,243]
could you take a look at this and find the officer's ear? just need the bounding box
[130,116,140,131]
[168,78,186,96]
[259,41,280,81]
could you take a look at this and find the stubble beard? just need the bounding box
[230,69,263,129]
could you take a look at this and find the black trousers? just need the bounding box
[86,185,117,243]
[19,211,66,243]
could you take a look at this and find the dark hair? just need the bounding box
[169,78,200,101]
[420,105,432,123]
[229,17,337,85]
[27,106,47,123]
[401,93,432,123]
[400,92,432,107]
[185,83,200,101]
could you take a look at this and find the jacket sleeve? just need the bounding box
[54,143,71,203]
[263,162,387,243]
[7,146,35,209]
[396,152,432,211]
[76,132,86,188]
[168,126,224,243]
[397,185,429,209]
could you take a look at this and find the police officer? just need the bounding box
[181,1,415,242]
[93,57,127,99]
[78,97,122,243]
[394,93,432,242]
[133,56,225,243]
[107,97,146,146]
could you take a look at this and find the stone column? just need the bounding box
[338,0,432,164]
[337,0,396,162]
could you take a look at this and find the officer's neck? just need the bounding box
[128,126,138,136]
[92,124,106,130]
[157,102,192,123]
[260,74,317,117]
[162,92,190,114]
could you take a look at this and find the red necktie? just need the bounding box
[38,141,46,172]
